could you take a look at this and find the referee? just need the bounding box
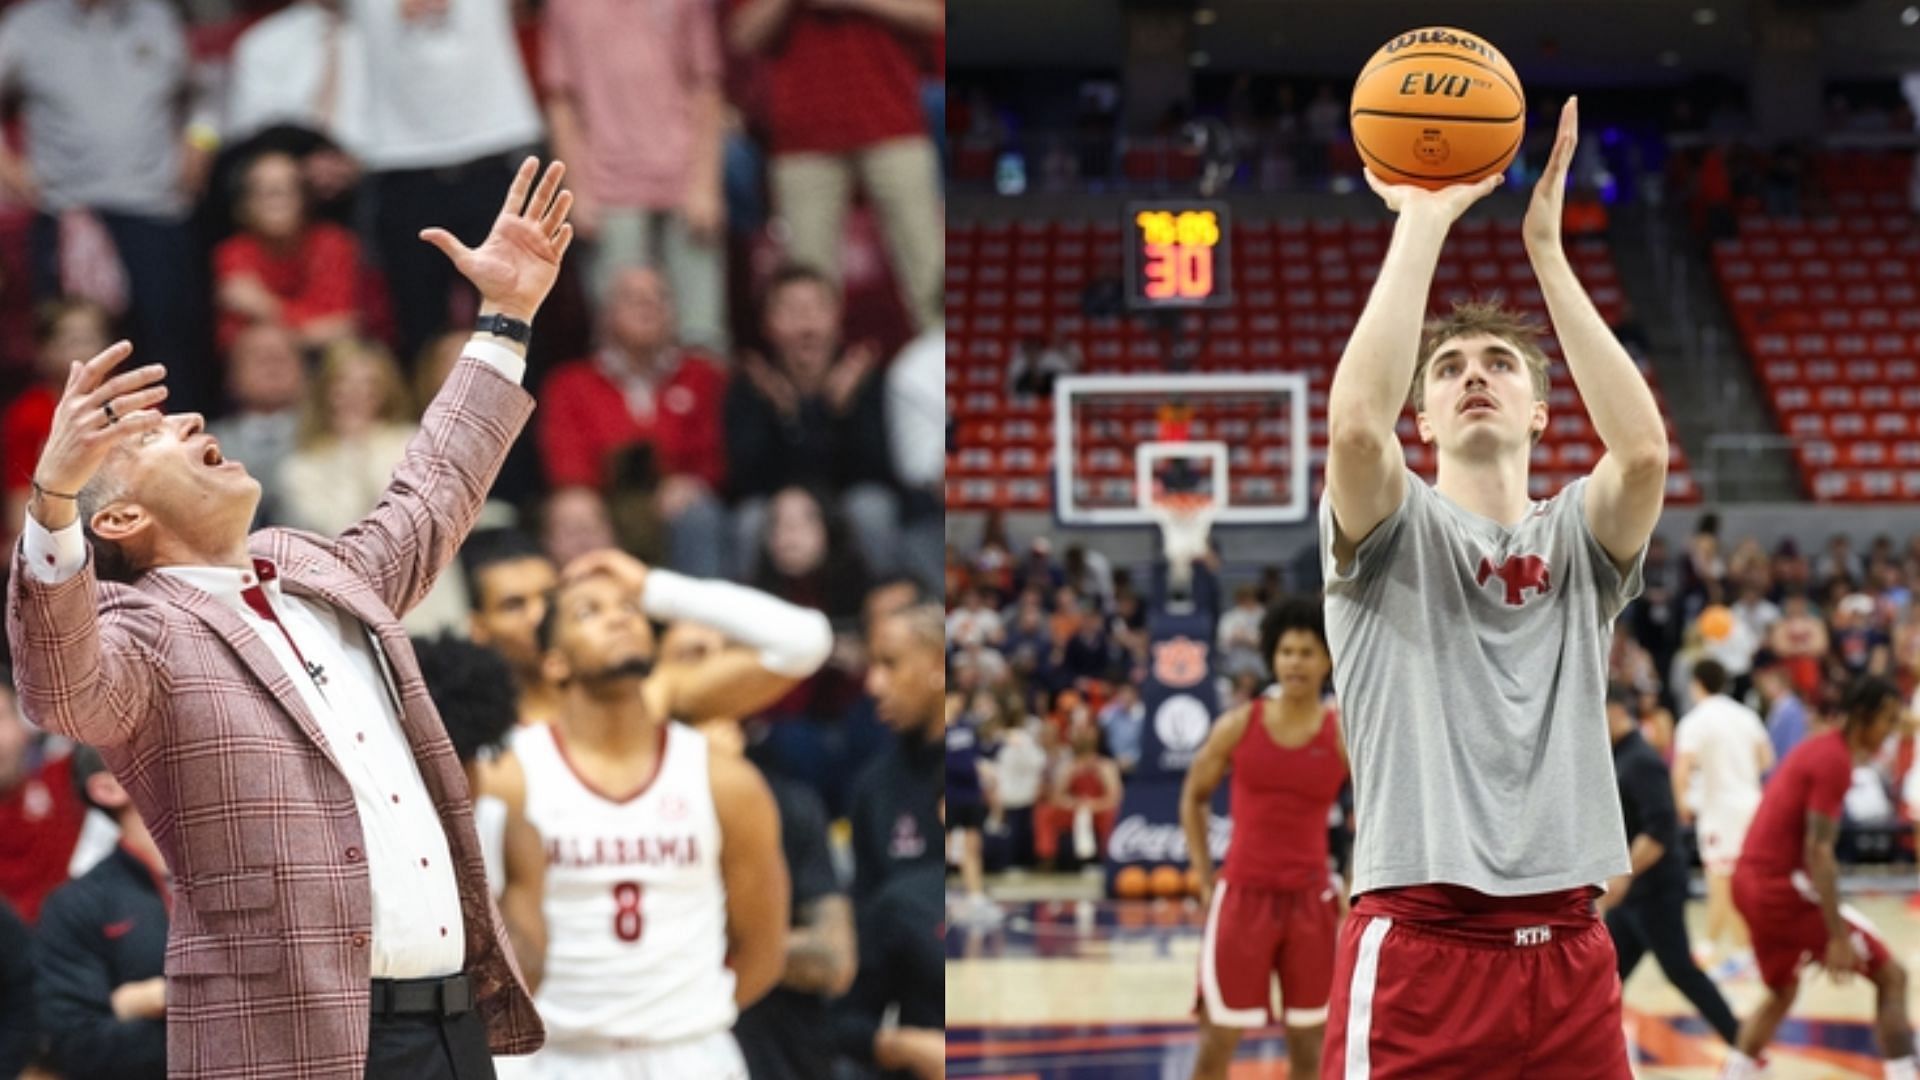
[1599,683,1740,1045]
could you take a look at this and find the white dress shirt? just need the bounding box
[21,339,526,978]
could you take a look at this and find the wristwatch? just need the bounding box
[474,313,533,344]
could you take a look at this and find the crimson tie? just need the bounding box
[241,581,326,688]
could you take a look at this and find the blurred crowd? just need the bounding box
[943,517,1920,876]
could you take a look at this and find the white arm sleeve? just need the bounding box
[23,515,87,584]
[641,569,834,678]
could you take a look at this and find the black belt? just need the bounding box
[369,973,472,1019]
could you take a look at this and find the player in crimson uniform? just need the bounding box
[1719,677,1916,1080]
[1180,596,1348,1080]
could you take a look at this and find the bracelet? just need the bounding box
[31,479,78,500]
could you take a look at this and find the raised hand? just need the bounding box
[420,157,575,323]
[1364,167,1503,224]
[33,342,168,503]
[1524,96,1579,254]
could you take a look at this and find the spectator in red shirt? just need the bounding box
[0,667,87,923]
[725,0,945,331]
[212,149,361,354]
[537,266,729,577]
[2,298,111,551]
[541,0,729,351]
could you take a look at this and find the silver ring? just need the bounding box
[102,400,117,424]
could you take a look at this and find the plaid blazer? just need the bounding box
[7,357,544,1078]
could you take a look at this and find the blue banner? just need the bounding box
[1136,610,1220,780]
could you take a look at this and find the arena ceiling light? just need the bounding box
[1692,7,1717,25]
[1192,7,1216,25]
[1904,5,1920,26]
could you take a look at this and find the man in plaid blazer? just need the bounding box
[7,158,576,1079]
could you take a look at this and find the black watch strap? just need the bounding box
[474,313,533,344]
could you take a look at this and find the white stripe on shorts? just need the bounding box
[1344,916,1393,1080]
[1200,881,1269,1028]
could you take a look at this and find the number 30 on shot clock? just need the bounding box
[1125,201,1232,310]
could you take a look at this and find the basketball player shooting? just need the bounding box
[1319,97,1669,1077]
[1180,596,1347,1080]
[514,547,830,1080]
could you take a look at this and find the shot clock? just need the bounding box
[1124,201,1232,310]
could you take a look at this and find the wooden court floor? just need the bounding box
[948,889,1920,1079]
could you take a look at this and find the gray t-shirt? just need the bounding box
[1320,470,1643,896]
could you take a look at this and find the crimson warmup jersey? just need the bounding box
[1220,695,1347,891]
[1738,729,1853,879]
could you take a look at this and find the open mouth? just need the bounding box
[1459,393,1496,415]
[201,441,231,468]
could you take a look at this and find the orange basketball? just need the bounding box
[1350,27,1525,190]
[1150,864,1186,898]
[1184,866,1204,897]
[1114,865,1150,899]
[1698,605,1735,643]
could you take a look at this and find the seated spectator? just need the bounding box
[1032,726,1122,870]
[0,667,87,923]
[213,149,361,353]
[1000,588,1054,688]
[946,586,1004,650]
[1830,592,1891,681]
[1096,682,1144,773]
[1215,585,1267,682]
[753,485,872,627]
[33,746,168,1080]
[207,322,308,528]
[726,265,900,578]
[538,267,728,576]
[723,0,944,330]
[538,485,616,568]
[0,899,32,1078]
[409,635,546,992]
[278,339,468,634]
[1755,659,1809,765]
[2,298,111,548]
[1769,593,1829,698]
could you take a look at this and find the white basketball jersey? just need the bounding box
[474,793,508,899]
[517,720,735,1044]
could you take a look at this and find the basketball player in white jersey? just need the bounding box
[1671,657,1772,978]
[518,548,825,1078]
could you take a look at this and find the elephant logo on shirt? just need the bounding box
[1476,554,1552,606]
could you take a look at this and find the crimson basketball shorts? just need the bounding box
[1731,868,1892,991]
[1194,879,1340,1028]
[1323,907,1632,1078]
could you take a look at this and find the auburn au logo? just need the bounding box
[1476,554,1552,606]
[1152,637,1208,688]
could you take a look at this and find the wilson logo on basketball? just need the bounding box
[1152,638,1208,688]
[1476,554,1552,606]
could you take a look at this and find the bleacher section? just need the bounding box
[1712,153,1920,502]
[948,216,1700,513]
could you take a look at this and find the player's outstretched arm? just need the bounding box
[1179,704,1250,909]
[713,751,790,1008]
[1523,98,1667,569]
[1326,169,1501,565]
[562,550,833,720]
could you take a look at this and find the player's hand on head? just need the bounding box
[1523,96,1579,253]
[561,547,652,596]
[35,341,168,495]
[1363,167,1502,224]
[419,156,575,323]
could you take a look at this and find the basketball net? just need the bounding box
[1148,491,1216,604]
